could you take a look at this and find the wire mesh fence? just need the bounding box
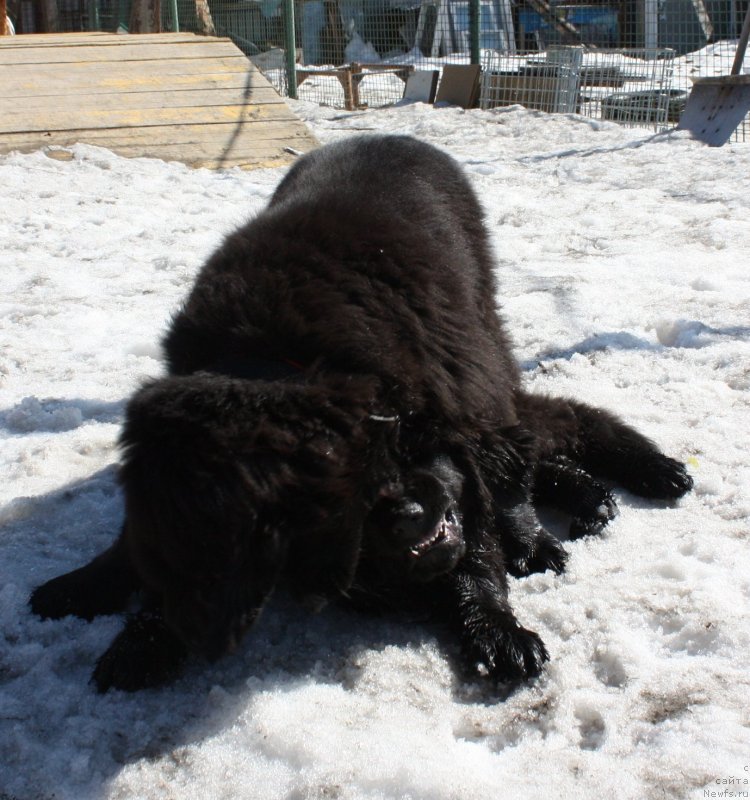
[480,46,680,130]
[8,0,748,137]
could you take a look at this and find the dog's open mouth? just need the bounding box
[364,459,466,580]
[408,509,460,559]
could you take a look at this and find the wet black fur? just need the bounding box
[30,135,692,692]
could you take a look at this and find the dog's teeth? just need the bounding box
[409,527,446,558]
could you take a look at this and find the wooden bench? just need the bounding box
[296,62,414,110]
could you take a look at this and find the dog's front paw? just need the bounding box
[464,624,549,682]
[633,455,693,499]
[569,491,619,539]
[92,612,187,693]
[30,542,136,621]
[30,573,98,621]
[508,534,568,578]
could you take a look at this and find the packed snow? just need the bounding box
[1,102,749,800]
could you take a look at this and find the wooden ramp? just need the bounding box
[0,32,318,169]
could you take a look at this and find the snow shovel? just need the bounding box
[676,2,750,145]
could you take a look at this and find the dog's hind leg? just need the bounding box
[92,608,188,693]
[517,392,692,501]
[29,528,139,621]
[533,456,619,539]
[569,403,693,500]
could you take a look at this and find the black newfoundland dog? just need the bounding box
[30,135,692,692]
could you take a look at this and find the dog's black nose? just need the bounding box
[392,501,426,541]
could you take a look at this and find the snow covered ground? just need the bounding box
[1,103,749,800]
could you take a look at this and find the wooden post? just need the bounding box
[194,0,215,35]
[1,0,8,35]
[130,0,162,32]
[40,0,60,32]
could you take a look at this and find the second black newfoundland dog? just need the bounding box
[31,135,692,692]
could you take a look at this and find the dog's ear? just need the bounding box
[285,518,363,610]
[119,375,297,656]
[284,450,380,606]
[159,525,287,660]
[122,468,289,660]
[283,414,404,607]
[364,413,404,505]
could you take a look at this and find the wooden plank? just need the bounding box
[435,64,481,108]
[0,120,317,147]
[0,102,301,134]
[7,57,257,81]
[8,86,286,110]
[0,127,312,158]
[0,32,210,46]
[5,70,278,98]
[0,41,246,65]
[0,132,314,169]
[0,32,233,44]
[404,70,439,103]
[0,32,317,169]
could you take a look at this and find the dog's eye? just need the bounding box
[378,478,403,499]
[445,508,457,524]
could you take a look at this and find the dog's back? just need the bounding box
[164,135,519,426]
[271,135,480,231]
